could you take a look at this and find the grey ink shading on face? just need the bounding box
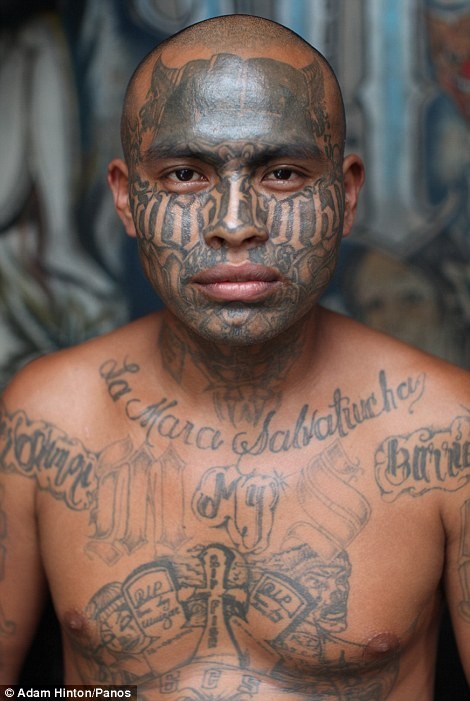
[139,54,329,157]
[124,52,345,346]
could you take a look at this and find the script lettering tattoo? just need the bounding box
[375,415,470,500]
[157,673,262,698]
[2,383,400,694]
[100,357,224,451]
[232,370,425,456]
[192,464,284,554]
[125,54,345,346]
[88,447,283,565]
[100,360,426,458]
[458,499,470,622]
[0,405,190,566]
[99,357,140,401]
[125,397,224,451]
[0,407,97,510]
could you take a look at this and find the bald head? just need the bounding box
[108,14,365,347]
[120,14,346,164]
[156,14,321,64]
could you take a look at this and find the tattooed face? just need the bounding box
[126,53,346,344]
[88,585,148,655]
[300,557,350,633]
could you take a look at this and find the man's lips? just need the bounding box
[191,263,282,302]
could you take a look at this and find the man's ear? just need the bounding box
[342,154,365,237]
[107,158,137,237]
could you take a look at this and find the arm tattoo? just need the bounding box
[0,407,97,510]
[459,499,470,622]
[0,484,15,638]
[375,415,470,500]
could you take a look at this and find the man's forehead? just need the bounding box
[172,53,312,99]
[138,53,324,146]
[145,52,320,103]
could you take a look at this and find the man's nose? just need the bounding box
[203,176,268,247]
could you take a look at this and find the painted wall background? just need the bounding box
[0,0,468,693]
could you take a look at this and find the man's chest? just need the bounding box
[36,430,444,693]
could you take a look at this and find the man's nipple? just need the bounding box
[63,608,90,639]
[363,631,401,660]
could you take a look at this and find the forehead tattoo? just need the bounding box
[131,54,330,158]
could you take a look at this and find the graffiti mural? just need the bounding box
[0,0,468,378]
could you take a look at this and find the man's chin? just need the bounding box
[186,312,300,348]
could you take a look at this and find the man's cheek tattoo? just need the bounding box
[130,177,207,252]
[130,173,342,305]
[131,176,329,250]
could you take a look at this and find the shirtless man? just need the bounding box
[1,13,469,700]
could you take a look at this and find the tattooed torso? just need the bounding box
[2,312,468,699]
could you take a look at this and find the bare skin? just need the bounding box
[1,15,469,700]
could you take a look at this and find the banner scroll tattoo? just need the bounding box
[375,416,470,501]
[285,440,371,562]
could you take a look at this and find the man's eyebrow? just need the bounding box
[249,144,326,164]
[142,142,325,166]
[143,144,208,165]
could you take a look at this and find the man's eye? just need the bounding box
[171,168,198,182]
[271,168,294,180]
[162,167,208,190]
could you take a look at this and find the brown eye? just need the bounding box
[174,168,197,181]
[272,168,293,180]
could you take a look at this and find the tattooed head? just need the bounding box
[109,15,364,346]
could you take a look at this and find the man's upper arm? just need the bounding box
[424,351,469,686]
[0,395,47,682]
[444,484,470,683]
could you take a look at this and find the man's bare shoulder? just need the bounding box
[2,313,162,429]
[321,307,470,400]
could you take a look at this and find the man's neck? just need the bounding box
[157,308,323,427]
